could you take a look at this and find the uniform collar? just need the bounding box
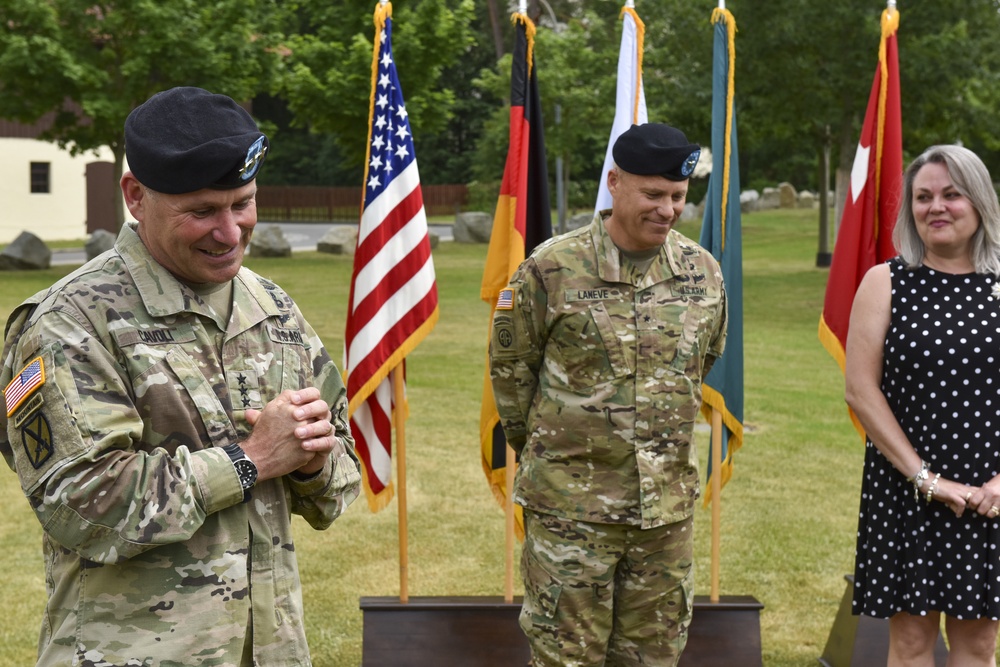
[115,223,281,327]
[590,211,684,287]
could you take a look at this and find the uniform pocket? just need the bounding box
[663,564,695,652]
[266,323,308,392]
[671,303,711,373]
[548,302,630,389]
[519,539,562,622]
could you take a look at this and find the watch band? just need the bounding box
[221,443,258,501]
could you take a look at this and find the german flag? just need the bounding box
[818,5,902,439]
[479,12,551,537]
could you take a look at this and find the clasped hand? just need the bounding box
[934,476,1000,519]
[242,387,340,481]
[963,479,1000,520]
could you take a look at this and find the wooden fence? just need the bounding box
[256,184,468,222]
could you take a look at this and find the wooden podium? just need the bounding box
[360,594,763,666]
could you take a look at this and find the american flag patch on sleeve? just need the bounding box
[5,357,45,417]
[496,288,514,310]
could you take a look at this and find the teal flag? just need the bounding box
[699,8,744,503]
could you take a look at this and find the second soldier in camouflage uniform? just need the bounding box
[0,87,361,667]
[490,123,727,667]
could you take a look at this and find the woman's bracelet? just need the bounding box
[907,460,930,499]
[925,473,941,504]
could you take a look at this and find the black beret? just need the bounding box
[125,86,268,194]
[612,123,701,181]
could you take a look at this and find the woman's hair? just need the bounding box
[893,144,1000,275]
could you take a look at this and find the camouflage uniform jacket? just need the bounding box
[0,223,361,667]
[490,214,727,529]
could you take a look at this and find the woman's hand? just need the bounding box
[967,478,1000,519]
[933,477,980,517]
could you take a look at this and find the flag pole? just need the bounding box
[506,1,525,605]
[711,0,725,603]
[392,364,410,603]
[505,447,516,602]
[710,409,723,603]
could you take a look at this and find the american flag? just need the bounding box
[5,357,44,417]
[345,2,439,511]
[496,289,514,310]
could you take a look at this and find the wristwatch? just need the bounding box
[222,443,258,501]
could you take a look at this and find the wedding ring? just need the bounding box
[966,491,973,503]
[991,506,999,517]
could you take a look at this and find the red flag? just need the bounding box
[479,13,551,532]
[346,2,439,511]
[819,6,901,438]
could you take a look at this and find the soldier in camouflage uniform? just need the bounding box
[0,87,361,667]
[489,123,727,667]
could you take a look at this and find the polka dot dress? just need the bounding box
[853,258,1000,620]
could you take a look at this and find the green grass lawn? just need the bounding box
[0,208,876,665]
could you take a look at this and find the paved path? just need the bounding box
[50,221,454,266]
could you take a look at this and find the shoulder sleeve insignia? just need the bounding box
[496,288,515,310]
[5,356,45,417]
[21,411,54,470]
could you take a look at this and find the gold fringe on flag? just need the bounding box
[874,5,899,244]
[360,1,392,223]
[511,13,536,76]
[710,8,737,252]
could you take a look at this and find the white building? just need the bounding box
[0,118,117,245]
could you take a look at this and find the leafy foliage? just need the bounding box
[0,0,286,226]
[276,0,476,182]
[0,0,284,159]
[1,0,998,203]
[734,0,1000,188]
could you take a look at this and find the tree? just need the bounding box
[733,0,1000,264]
[899,0,1000,171]
[396,1,501,186]
[0,0,287,229]
[734,0,1000,197]
[471,0,714,212]
[276,0,476,184]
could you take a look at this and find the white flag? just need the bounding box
[595,6,648,215]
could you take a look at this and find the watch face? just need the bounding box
[234,459,258,490]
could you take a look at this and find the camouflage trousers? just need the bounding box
[519,510,694,667]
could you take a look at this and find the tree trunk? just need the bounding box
[816,132,832,267]
[486,0,504,62]
[113,142,126,231]
[833,122,856,239]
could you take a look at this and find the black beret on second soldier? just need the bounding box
[612,123,701,181]
[125,86,269,195]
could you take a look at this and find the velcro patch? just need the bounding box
[5,356,45,417]
[11,392,45,429]
[228,369,263,411]
[113,325,196,347]
[268,325,304,345]
[673,285,708,297]
[21,411,53,470]
[496,288,514,310]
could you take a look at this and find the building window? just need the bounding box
[30,162,50,194]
